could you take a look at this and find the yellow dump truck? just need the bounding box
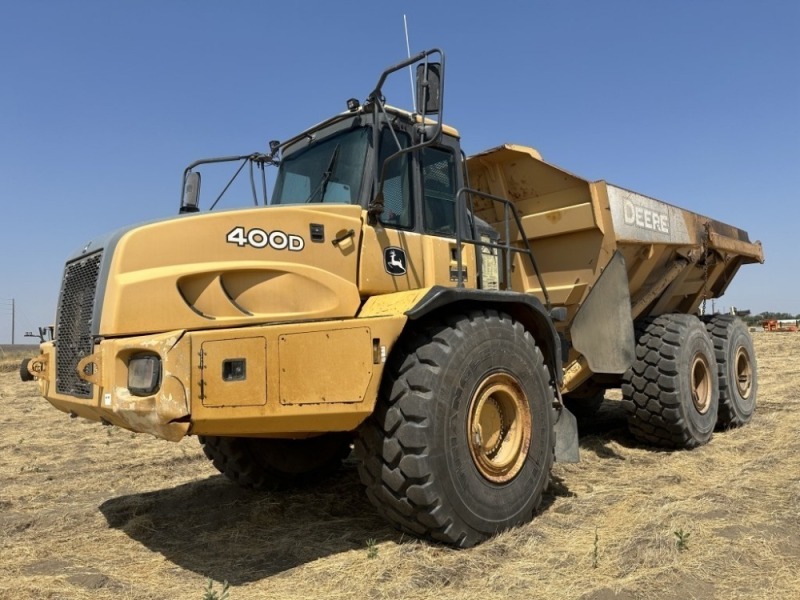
[21,49,763,547]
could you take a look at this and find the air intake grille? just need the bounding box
[55,251,102,398]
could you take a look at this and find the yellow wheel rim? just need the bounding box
[691,353,713,414]
[734,346,753,399]
[467,372,532,483]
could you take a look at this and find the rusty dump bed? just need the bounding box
[466,144,764,392]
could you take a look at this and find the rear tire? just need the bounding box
[199,433,352,491]
[703,315,757,428]
[622,314,719,449]
[355,310,555,548]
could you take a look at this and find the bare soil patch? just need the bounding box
[1,333,798,599]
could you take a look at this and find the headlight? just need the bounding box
[128,354,162,396]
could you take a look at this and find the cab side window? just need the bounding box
[378,128,413,229]
[422,147,457,235]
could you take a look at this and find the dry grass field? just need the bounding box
[1,332,798,600]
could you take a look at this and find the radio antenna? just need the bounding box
[403,14,416,112]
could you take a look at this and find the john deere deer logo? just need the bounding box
[383,247,407,276]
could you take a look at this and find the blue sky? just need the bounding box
[1,1,797,343]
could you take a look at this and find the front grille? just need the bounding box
[55,251,103,398]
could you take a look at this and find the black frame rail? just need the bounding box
[454,187,552,311]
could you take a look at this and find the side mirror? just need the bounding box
[416,62,441,115]
[180,171,201,213]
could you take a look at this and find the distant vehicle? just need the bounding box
[762,319,799,332]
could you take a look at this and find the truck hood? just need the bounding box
[62,205,364,338]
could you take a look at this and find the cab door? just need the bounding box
[358,130,478,295]
[419,144,478,290]
[358,128,425,295]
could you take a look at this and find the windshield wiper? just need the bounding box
[305,144,341,203]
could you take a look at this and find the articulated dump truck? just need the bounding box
[21,49,763,547]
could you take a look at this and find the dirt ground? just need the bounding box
[1,332,798,600]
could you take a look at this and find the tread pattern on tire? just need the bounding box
[703,314,757,428]
[355,317,460,544]
[355,310,554,548]
[621,314,717,449]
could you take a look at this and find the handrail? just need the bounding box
[454,187,552,310]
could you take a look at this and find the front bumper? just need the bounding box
[29,331,191,441]
[27,315,405,442]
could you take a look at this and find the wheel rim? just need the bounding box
[734,346,753,398]
[691,353,712,414]
[467,372,531,483]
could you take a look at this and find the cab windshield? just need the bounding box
[272,127,370,205]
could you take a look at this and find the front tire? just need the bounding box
[622,314,719,449]
[355,310,555,548]
[199,433,352,491]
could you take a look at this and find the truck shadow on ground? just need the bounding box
[99,463,401,584]
[573,398,633,456]
[98,400,633,584]
[571,397,662,460]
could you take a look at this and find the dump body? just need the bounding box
[466,145,764,393]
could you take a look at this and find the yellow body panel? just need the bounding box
[201,337,267,407]
[35,314,408,440]
[358,223,479,295]
[358,288,432,318]
[101,204,364,336]
[359,225,425,294]
[277,327,372,405]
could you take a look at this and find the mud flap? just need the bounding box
[570,251,635,374]
[554,405,580,463]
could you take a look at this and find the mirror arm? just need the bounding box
[178,152,279,212]
[368,50,430,105]
[248,160,258,206]
[368,49,445,222]
[261,161,268,205]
